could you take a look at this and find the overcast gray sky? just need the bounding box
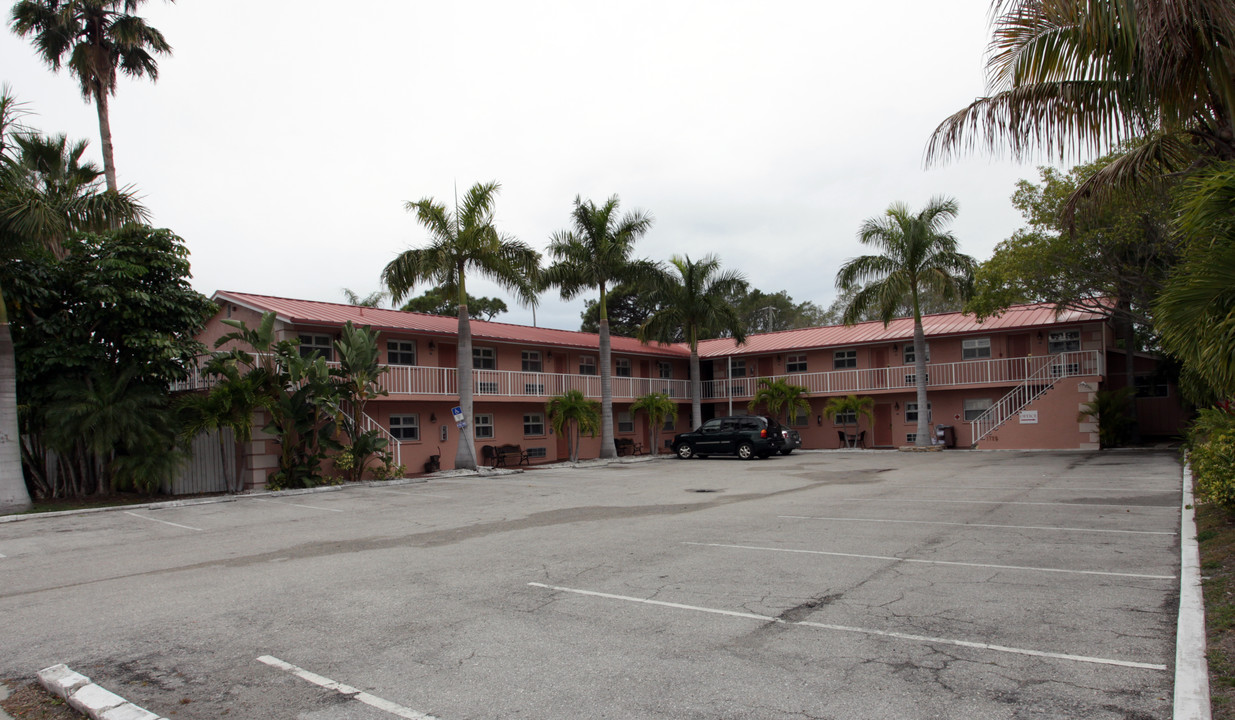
[2,0,1052,331]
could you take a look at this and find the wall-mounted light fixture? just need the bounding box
[1037,331,1044,341]
[547,351,553,361]
[816,414,823,426]
[429,412,437,423]
[777,355,783,363]
[894,401,900,410]
[428,340,436,353]
[892,343,898,351]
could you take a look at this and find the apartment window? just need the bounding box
[832,410,856,425]
[903,373,929,386]
[523,412,545,436]
[906,433,918,444]
[1134,376,1169,398]
[963,398,992,421]
[658,362,672,379]
[663,415,676,431]
[730,359,746,378]
[903,343,930,364]
[579,356,597,375]
[390,414,419,441]
[615,358,631,377]
[1048,330,1081,353]
[905,402,932,424]
[834,350,857,369]
[473,347,496,370]
[473,414,494,439]
[786,354,808,373]
[521,350,542,373]
[299,334,333,360]
[387,340,416,366]
[962,337,991,360]
[618,411,634,433]
[791,406,810,427]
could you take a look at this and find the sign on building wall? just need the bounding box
[1019,410,1039,424]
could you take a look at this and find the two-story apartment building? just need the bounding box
[186,291,1187,488]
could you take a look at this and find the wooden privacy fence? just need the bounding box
[164,428,235,495]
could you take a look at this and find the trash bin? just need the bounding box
[935,424,956,449]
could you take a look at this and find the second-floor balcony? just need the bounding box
[173,350,1103,402]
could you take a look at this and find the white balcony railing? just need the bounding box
[174,350,1103,403]
[701,351,1104,400]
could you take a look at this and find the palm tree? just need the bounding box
[382,181,540,470]
[0,91,146,513]
[823,395,875,448]
[341,288,388,308]
[543,195,654,459]
[546,389,600,463]
[1156,164,1235,400]
[11,0,174,193]
[836,198,975,447]
[630,391,676,456]
[639,254,747,429]
[925,0,1235,213]
[747,378,810,425]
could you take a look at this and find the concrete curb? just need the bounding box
[1175,457,1212,720]
[0,476,430,524]
[37,665,165,720]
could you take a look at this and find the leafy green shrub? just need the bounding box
[1189,408,1235,509]
[1077,387,1137,448]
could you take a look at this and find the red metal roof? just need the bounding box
[213,291,685,357]
[694,303,1108,358]
[215,291,1107,361]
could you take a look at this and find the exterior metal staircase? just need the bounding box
[968,351,1102,447]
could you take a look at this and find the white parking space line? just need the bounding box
[779,515,1177,536]
[257,655,438,719]
[123,511,202,532]
[870,498,1176,509]
[528,583,1167,671]
[683,542,1176,580]
[368,488,453,499]
[890,485,1178,493]
[252,498,342,513]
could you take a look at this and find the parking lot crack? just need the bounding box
[775,593,842,623]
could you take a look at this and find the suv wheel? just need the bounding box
[675,443,695,460]
[736,442,755,460]
[780,449,794,456]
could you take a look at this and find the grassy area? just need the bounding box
[1198,500,1235,718]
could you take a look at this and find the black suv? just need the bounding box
[672,415,786,460]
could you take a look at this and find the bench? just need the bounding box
[495,443,529,467]
[614,438,644,456]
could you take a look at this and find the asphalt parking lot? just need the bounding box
[0,450,1182,719]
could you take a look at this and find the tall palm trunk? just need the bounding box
[92,81,118,194]
[455,305,477,470]
[912,317,929,447]
[598,317,616,458]
[0,301,33,513]
[689,346,702,429]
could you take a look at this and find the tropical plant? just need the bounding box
[1078,387,1138,448]
[544,194,655,459]
[639,254,748,429]
[341,288,388,308]
[175,359,264,493]
[382,181,540,470]
[332,321,389,482]
[399,287,509,321]
[824,395,874,448]
[1186,407,1235,509]
[1156,163,1235,401]
[546,389,600,463]
[836,197,975,447]
[42,365,180,494]
[747,378,811,425]
[925,0,1235,214]
[630,392,676,456]
[211,313,341,489]
[10,0,175,192]
[0,101,150,511]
